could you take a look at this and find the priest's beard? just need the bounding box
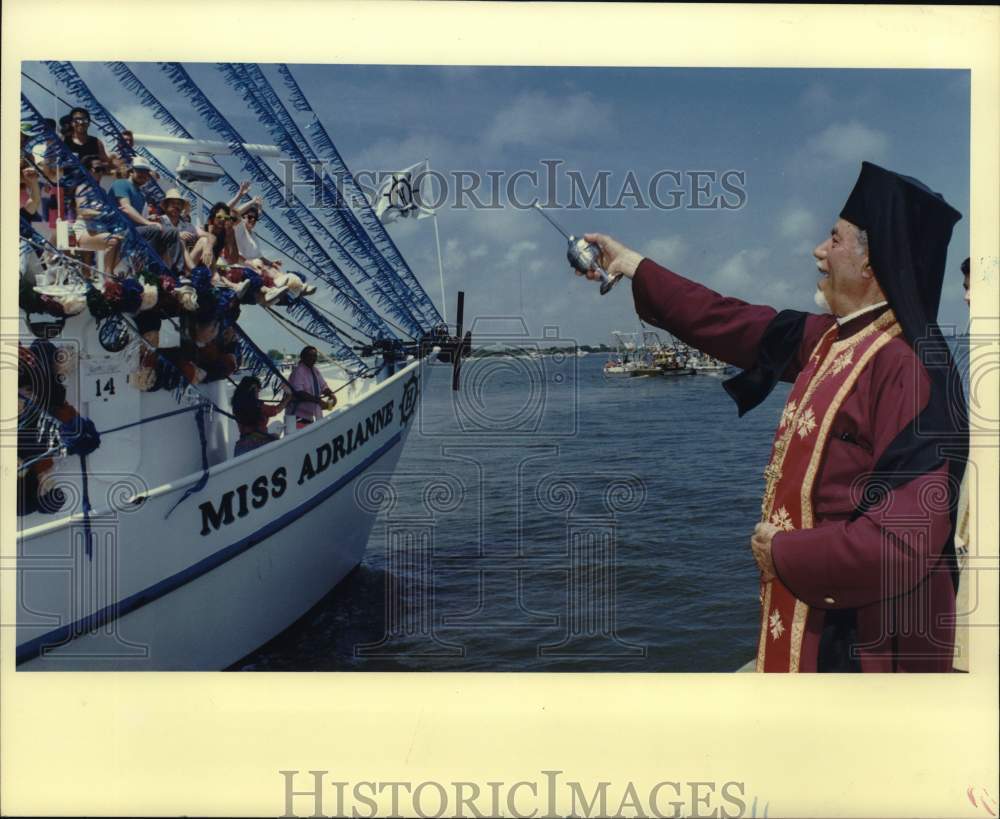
[814,288,833,314]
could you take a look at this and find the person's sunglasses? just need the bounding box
[245,213,258,221]
[72,117,90,124]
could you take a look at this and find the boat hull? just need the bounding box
[16,360,424,671]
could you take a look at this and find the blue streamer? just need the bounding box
[222,63,431,335]
[277,64,443,327]
[163,405,210,519]
[229,62,425,334]
[103,62,378,358]
[21,94,170,277]
[231,324,292,395]
[35,66,368,379]
[42,62,166,203]
[157,61,399,342]
[79,454,94,559]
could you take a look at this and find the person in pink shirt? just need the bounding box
[287,346,336,429]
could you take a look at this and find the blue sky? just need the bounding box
[23,63,971,350]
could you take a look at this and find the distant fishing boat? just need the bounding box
[639,330,695,377]
[690,354,731,374]
[675,342,731,375]
[604,330,643,376]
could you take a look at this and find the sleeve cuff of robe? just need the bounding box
[771,528,839,610]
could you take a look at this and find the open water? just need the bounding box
[237,336,971,672]
[235,351,798,672]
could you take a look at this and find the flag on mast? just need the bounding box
[373,160,434,224]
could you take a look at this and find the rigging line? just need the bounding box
[228,63,428,334]
[261,305,347,355]
[86,62,385,342]
[225,64,426,340]
[302,295,403,343]
[265,301,364,373]
[22,71,298,268]
[157,62,405,343]
[24,69,316,282]
[38,66,375,360]
[232,63,424,332]
[277,64,442,326]
[276,299,368,346]
[36,65,167,203]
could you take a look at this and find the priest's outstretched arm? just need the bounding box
[580,233,832,377]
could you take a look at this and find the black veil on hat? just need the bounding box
[839,161,961,343]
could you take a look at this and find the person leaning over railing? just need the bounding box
[287,345,336,430]
[231,376,292,456]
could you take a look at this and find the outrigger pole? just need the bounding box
[131,133,282,157]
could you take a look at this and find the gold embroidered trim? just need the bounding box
[800,322,903,528]
[757,310,899,672]
[786,319,903,672]
[788,600,809,672]
[760,324,839,522]
[756,581,773,672]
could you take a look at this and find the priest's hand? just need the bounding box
[751,522,779,582]
[579,233,643,281]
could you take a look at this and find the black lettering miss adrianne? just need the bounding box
[197,399,394,537]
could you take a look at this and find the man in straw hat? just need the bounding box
[577,161,967,672]
[158,187,198,251]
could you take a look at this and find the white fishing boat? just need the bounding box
[679,343,732,374]
[690,354,731,374]
[640,331,695,377]
[16,309,434,671]
[603,331,643,377]
[16,62,471,670]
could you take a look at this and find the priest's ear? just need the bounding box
[857,229,875,279]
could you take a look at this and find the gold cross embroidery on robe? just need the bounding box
[779,399,798,430]
[795,406,817,438]
[769,506,793,531]
[830,349,854,375]
[769,609,785,640]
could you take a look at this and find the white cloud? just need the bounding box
[778,206,818,240]
[483,91,615,152]
[712,248,771,292]
[642,236,687,266]
[503,240,540,267]
[799,82,835,113]
[800,120,889,166]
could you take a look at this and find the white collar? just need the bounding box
[836,300,888,326]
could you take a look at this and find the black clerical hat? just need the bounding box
[839,161,961,345]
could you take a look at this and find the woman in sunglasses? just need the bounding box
[227,181,316,298]
[62,107,110,170]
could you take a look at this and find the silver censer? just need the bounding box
[533,203,623,295]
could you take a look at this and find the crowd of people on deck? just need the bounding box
[17,105,342,514]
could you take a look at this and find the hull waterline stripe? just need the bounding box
[16,431,403,666]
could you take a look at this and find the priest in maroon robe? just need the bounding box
[578,162,967,672]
